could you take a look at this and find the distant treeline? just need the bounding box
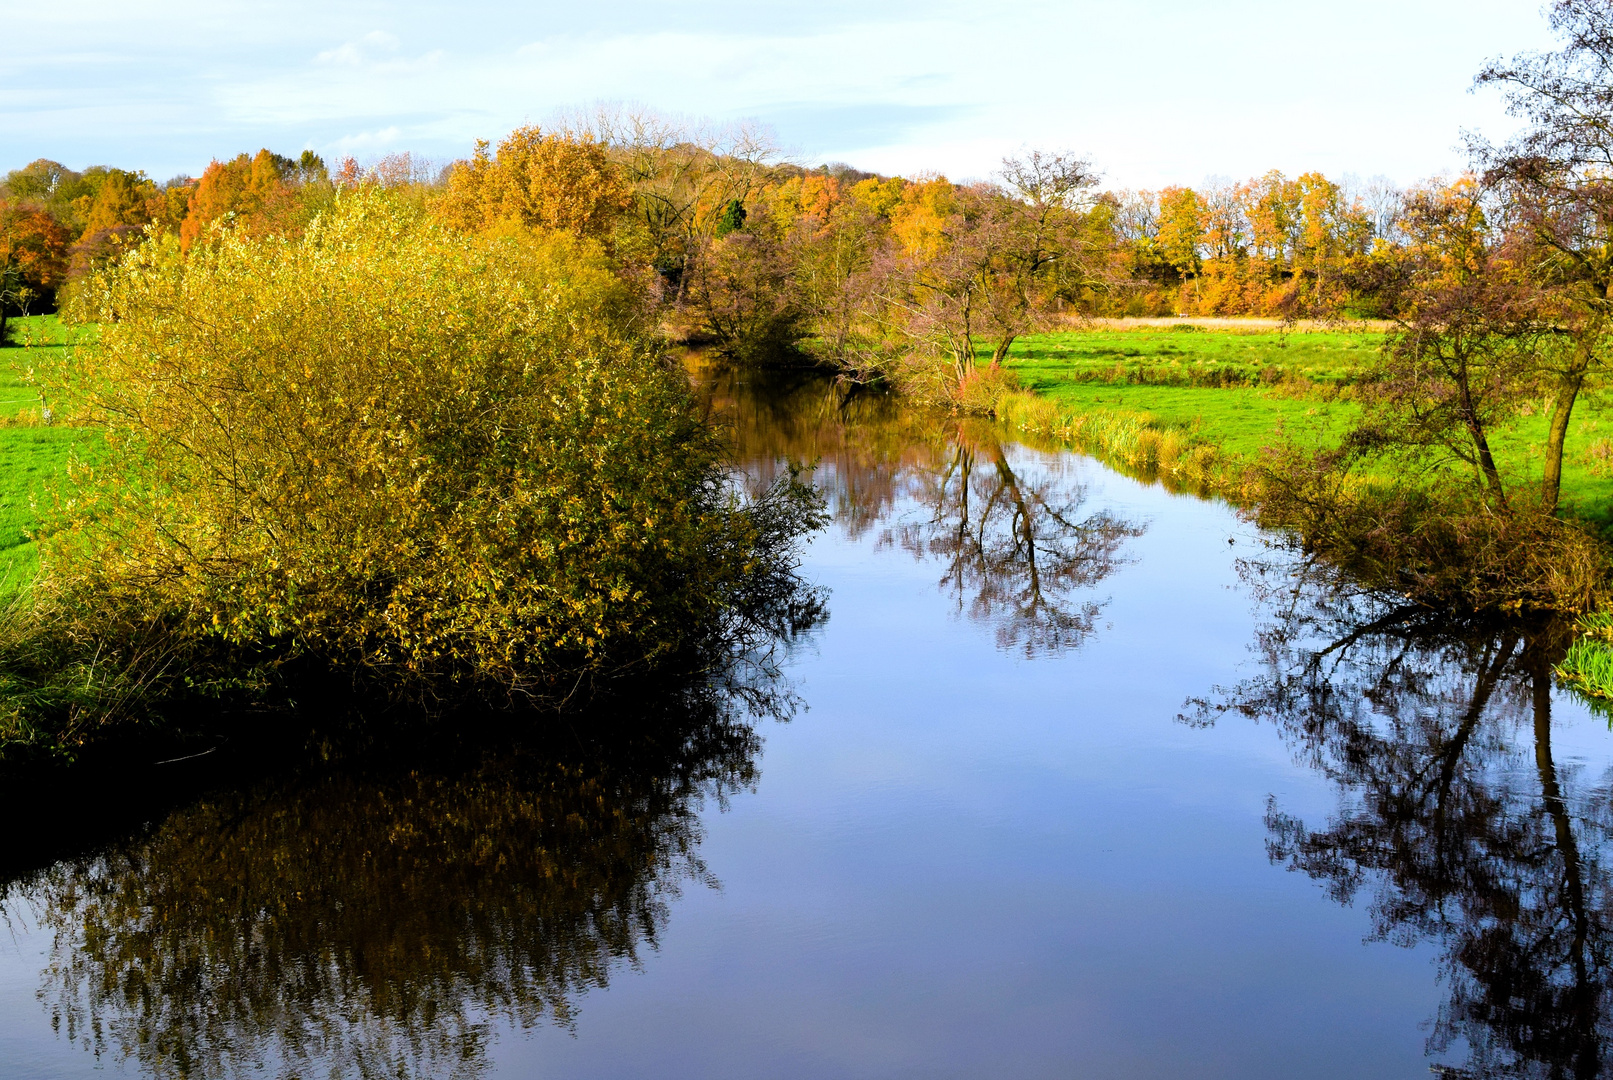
[0,118,1425,369]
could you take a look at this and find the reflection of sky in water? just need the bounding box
[3,378,1612,1078]
[493,446,1443,1078]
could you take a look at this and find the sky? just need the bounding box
[0,0,1562,190]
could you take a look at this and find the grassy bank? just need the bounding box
[996,327,1368,498]
[999,324,1613,521]
[0,316,88,597]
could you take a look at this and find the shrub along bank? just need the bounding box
[0,191,823,763]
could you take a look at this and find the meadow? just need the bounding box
[1000,322,1613,530]
[0,315,87,596]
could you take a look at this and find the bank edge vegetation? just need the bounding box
[7,0,1613,754]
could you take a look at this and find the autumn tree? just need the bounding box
[1476,0,1613,512]
[581,109,780,297]
[2,159,76,203]
[179,150,301,249]
[70,168,162,274]
[6,190,823,748]
[437,126,630,238]
[1153,185,1204,291]
[0,202,71,326]
[2,160,101,237]
[984,150,1103,359]
[1350,179,1545,509]
[684,203,804,365]
[789,176,901,379]
[860,154,1101,393]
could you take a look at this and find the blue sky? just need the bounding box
[1,0,1558,188]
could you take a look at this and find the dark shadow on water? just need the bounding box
[1191,553,1613,1079]
[0,674,795,1080]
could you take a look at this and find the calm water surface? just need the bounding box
[1,372,1610,1078]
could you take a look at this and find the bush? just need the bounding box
[1253,443,1611,614]
[684,231,806,366]
[1,191,822,758]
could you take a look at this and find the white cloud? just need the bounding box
[0,0,1563,186]
[315,30,404,67]
[331,125,405,152]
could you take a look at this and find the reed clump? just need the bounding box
[1254,459,1609,614]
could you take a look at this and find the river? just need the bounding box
[0,370,1608,1078]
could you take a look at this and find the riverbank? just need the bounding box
[998,325,1613,528]
[995,323,1613,701]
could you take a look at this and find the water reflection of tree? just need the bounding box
[1,689,785,1080]
[701,369,1142,655]
[885,428,1139,655]
[1191,556,1613,1078]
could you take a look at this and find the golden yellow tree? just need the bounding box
[438,126,630,238]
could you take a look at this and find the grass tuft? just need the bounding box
[1558,612,1613,706]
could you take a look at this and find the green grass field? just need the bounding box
[0,315,92,595]
[1004,325,1383,387]
[1002,324,1613,529]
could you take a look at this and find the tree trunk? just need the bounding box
[1542,339,1593,515]
[1471,424,1508,509]
[1543,376,1583,514]
[990,334,1016,368]
[1457,370,1508,509]
[957,290,977,384]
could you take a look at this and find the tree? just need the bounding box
[1,159,75,202]
[71,168,161,275]
[1351,179,1544,509]
[179,150,296,249]
[984,150,1103,361]
[1154,185,1204,291]
[713,197,747,237]
[684,220,803,365]
[580,109,780,298]
[1476,0,1613,512]
[0,201,71,325]
[437,126,630,239]
[874,154,1101,392]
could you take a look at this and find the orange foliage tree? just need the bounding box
[71,169,164,274]
[0,202,72,329]
[180,150,298,249]
[437,126,630,238]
